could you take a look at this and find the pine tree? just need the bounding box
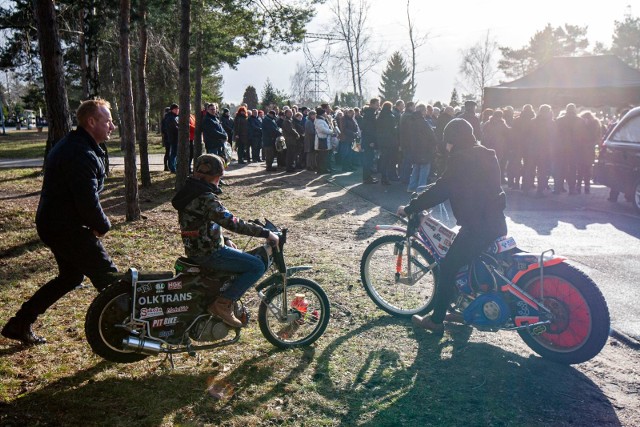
[260,79,289,111]
[450,89,460,108]
[242,85,259,110]
[378,51,414,103]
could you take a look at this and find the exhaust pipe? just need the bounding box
[122,336,162,355]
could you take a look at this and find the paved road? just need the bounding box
[3,155,639,345]
[0,153,167,171]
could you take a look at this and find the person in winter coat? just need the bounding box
[509,104,536,190]
[360,99,380,184]
[338,108,360,172]
[304,110,317,171]
[527,104,555,197]
[314,108,335,174]
[554,103,585,194]
[171,154,279,327]
[398,118,507,333]
[398,102,416,183]
[376,101,399,185]
[461,100,482,142]
[282,109,300,172]
[2,99,119,345]
[248,109,263,162]
[202,103,228,158]
[406,104,438,193]
[577,111,601,194]
[233,107,250,164]
[261,110,281,171]
[163,103,180,172]
[220,108,234,143]
[481,110,510,181]
[293,112,306,169]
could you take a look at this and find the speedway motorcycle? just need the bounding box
[85,219,330,364]
[359,208,610,365]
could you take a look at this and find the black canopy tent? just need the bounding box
[483,55,640,109]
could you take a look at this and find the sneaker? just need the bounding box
[363,178,378,184]
[1,317,47,345]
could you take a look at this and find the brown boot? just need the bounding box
[411,314,444,333]
[208,297,242,328]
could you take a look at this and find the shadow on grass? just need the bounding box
[311,317,620,426]
[2,361,212,426]
[2,346,316,426]
[0,237,42,260]
[0,170,41,184]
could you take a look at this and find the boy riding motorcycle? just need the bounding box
[171,154,279,327]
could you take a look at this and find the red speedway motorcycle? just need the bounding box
[85,220,330,365]
[360,209,611,365]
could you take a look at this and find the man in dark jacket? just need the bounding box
[261,110,281,171]
[460,100,482,142]
[282,109,300,172]
[406,104,437,192]
[171,154,279,327]
[220,108,234,143]
[202,103,228,158]
[163,103,180,172]
[398,118,507,333]
[248,109,263,162]
[2,99,119,345]
[360,98,380,184]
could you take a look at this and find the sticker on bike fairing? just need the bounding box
[490,236,517,254]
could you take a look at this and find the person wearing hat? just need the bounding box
[397,118,507,333]
[171,154,279,327]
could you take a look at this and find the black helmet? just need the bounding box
[443,118,476,147]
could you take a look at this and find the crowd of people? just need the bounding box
[161,97,623,200]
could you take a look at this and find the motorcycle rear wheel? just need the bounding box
[360,234,439,318]
[258,278,330,348]
[85,281,149,363]
[517,263,610,365]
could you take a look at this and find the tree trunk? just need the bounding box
[119,0,140,221]
[136,0,151,187]
[193,12,203,161]
[33,0,72,159]
[175,0,191,190]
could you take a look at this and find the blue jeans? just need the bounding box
[168,142,178,172]
[407,163,431,192]
[193,246,266,301]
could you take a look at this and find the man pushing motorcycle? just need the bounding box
[171,154,279,327]
[397,118,507,333]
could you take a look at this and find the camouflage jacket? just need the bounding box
[171,177,269,258]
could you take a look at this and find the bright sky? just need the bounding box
[220,0,635,106]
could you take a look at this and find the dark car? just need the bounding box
[594,106,640,212]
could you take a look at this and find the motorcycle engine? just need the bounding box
[189,317,230,342]
[462,293,511,328]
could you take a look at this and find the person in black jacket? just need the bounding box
[2,99,119,345]
[397,118,507,333]
[261,110,281,171]
[202,103,228,157]
[163,103,180,172]
[360,98,380,184]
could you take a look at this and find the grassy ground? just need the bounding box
[0,166,639,426]
[0,129,165,159]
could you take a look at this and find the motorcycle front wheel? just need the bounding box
[258,278,330,348]
[360,234,439,318]
[517,263,610,365]
[85,281,149,363]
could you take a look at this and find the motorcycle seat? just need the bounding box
[175,257,235,278]
[125,269,175,282]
